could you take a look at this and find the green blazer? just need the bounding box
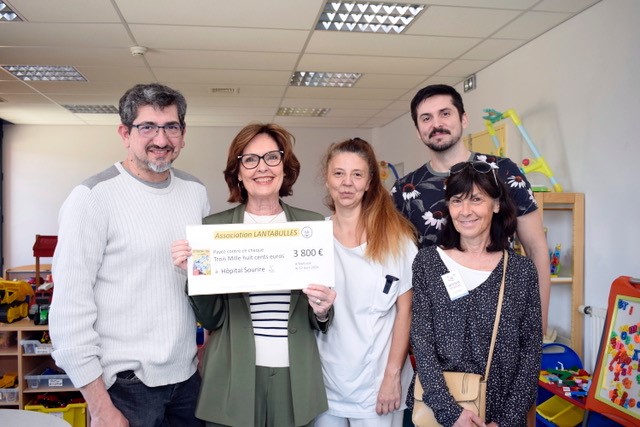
[190,201,331,426]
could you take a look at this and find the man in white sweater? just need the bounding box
[49,83,210,427]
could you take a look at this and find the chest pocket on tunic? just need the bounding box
[370,274,400,314]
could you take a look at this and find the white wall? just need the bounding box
[2,125,370,269]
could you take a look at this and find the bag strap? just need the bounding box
[484,249,508,380]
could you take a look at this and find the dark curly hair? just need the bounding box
[119,83,187,129]
[410,84,465,128]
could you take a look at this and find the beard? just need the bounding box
[142,144,175,173]
[422,127,461,152]
[131,154,173,174]
[147,159,173,173]
[425,138,458,152]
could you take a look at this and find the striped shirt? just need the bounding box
[250,291,291,367]
[244,211,290,367]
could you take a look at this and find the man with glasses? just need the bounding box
[391,84,550,332]
[50,83,209,427]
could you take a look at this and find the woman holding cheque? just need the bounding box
[314,138,417,427]
[409,161,542,427]
[172,123,336,427]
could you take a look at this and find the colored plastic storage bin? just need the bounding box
[585,411,625,427]
[541,343,583,371]
[20,339,53,354]
[25,402,87,427]
[24,365,72,389]
[536,395,584,427]
[0,386,18,403]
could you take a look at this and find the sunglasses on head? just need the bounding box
[449,161,499,188]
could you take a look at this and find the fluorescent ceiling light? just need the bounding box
[2,65,87,81]
[63,105,119,114]
[290,71,361,88]
[316,1,424,33]
[277,107,330,117]
[0,2,22,21]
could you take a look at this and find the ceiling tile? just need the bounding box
[0,23,132,47]
[356,74,431,89]
[406,6,522,37]
[411,0,537,8]
[275,116,366,128]
[306,32,481,59]
[385,99,412,111]
[116,0,324,29]
[129,25,309,53]
[298,54,451,75]
[533,0,602,13]
[285,86,406,100]
[73,66,156,82]
[280,98,392,109]
[145,50,299,70]
[152,69,291,86]
[0,100,85,125]
[176,84,287,99]
[0,47,150,67]
[461,39,528,60]
[493,11,573,39]
[0,80,39,93]
[188,114,276,126]
[416,75,465,88]
[7,0,121,22]
[72,114,120,125]
[434,59,492,78]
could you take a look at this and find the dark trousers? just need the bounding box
[109,370,204,427]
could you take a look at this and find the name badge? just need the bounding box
[441,271,469,301]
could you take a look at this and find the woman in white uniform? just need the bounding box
[315,138,418,427]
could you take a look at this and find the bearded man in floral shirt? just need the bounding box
[391,84,551,331]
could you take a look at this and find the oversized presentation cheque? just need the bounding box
[186,220,335,295]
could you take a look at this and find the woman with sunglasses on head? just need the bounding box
[314,138,418,427]
[171,123,336,427]
[408,161,542,427]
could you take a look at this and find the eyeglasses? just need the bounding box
[238,150,284,169]
[131,123,183,138]
[449,161,499,187]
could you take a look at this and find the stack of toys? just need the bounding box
[540,365,592,399]
[0,279,34,323]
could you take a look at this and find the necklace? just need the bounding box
[244,210,284,224]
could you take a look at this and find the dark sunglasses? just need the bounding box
[449,161,499,188]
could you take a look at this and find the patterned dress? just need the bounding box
[392,153,538,248]
[409,247,542,427]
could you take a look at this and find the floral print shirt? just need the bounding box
[392,153,538,248]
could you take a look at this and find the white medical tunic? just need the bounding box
[316,237,417,418]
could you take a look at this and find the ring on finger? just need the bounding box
[315,298,322,305]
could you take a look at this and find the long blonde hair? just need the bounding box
[322,138,417,263]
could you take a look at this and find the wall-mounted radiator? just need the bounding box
[578,305,607,373]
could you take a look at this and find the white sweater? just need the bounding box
[50,162,210,389]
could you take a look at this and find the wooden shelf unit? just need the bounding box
[0,318,77,409]
[535,192,585,359]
